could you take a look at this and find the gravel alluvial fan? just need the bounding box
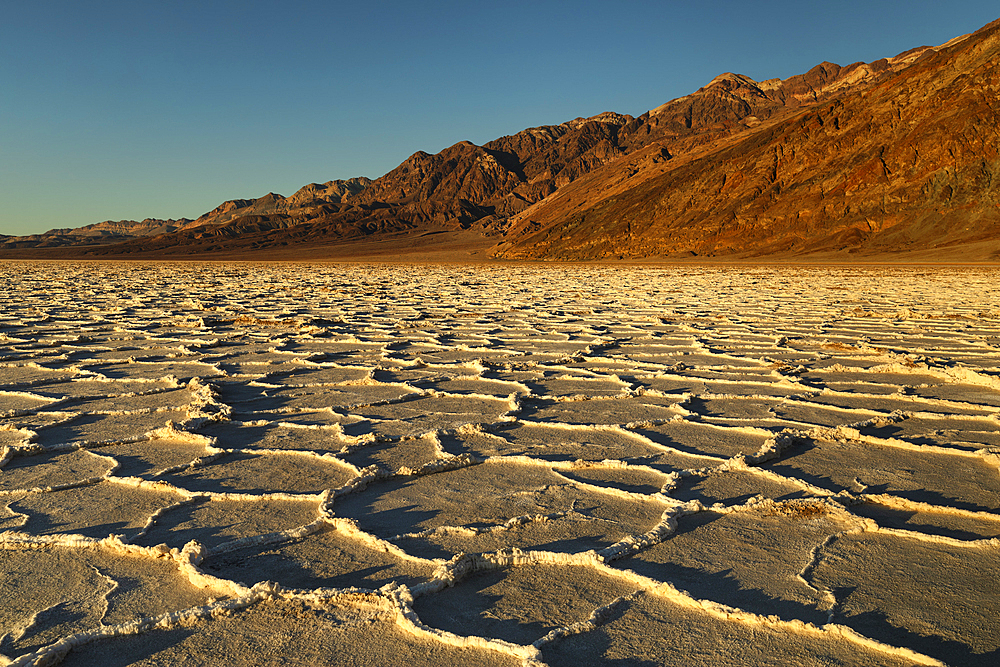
[1,263,999,666]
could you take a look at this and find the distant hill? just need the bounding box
[0,218,188,250]
[3,18,998,262]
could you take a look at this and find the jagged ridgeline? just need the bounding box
[3,17,998,260]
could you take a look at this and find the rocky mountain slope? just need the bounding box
[494,20,1000,260]
[3,19,996,261]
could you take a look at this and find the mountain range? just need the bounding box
[3,17,998,262]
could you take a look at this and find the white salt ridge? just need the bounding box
[1,263,998,665]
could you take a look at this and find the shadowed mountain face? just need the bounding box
[3,19,998,260]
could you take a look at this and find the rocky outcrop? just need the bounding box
[287,177,370,206]
[177,177,374,231]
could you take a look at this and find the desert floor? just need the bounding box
[2,262,999,666]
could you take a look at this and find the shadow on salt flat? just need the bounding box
[233,409,354,428]
[55,387,197,413]
[1,547,115,657]
[811,392,997,416]
[158,450,355,495]
[771,401,878,428]
[64,346,192,363]
[618,505,856,625]
[8,481,184,539]
[516,396,685,426]
[262,365,374,386]
[418,377,529,397]
[62,600,518,667]
[81,361,223,381]
[541,591,918,667]
[811,532,1000,666]
[414,564,637,646]
[439,422,693,466]
[243,384,422,412]
[194,422,347,454]
[29,378,179,399]
[341,395,512,439]
[633,421,769,460]
[1,546,212,658]
[912,383,1000,407]
[398,516,625,561]
[850,502,1000,540]
[98,438,213,478]
[0,391,57,413]
[766,438,1000,511]
[336,434,441,473]
[371,366,449,385]
[333,462,665,555]
[519,376,632,398]
[859,414,1000,444]
[558,467,666,495]
[0,449,113,491]
[0,365,77,386]
[132,496,320,550]
[201,524,435,590]
[204,379,274,405]
[31,411,191,447]
[669,470,807,506]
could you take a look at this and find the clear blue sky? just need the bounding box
[1,1,996,235]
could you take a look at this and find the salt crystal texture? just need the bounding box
[1,262,998,666]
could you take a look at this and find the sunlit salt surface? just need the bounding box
[2,261,999,666]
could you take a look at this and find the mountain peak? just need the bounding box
[704,72,759,89]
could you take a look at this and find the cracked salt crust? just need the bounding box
[1,262,999,666]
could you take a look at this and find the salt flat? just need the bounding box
[1,262,999,666]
